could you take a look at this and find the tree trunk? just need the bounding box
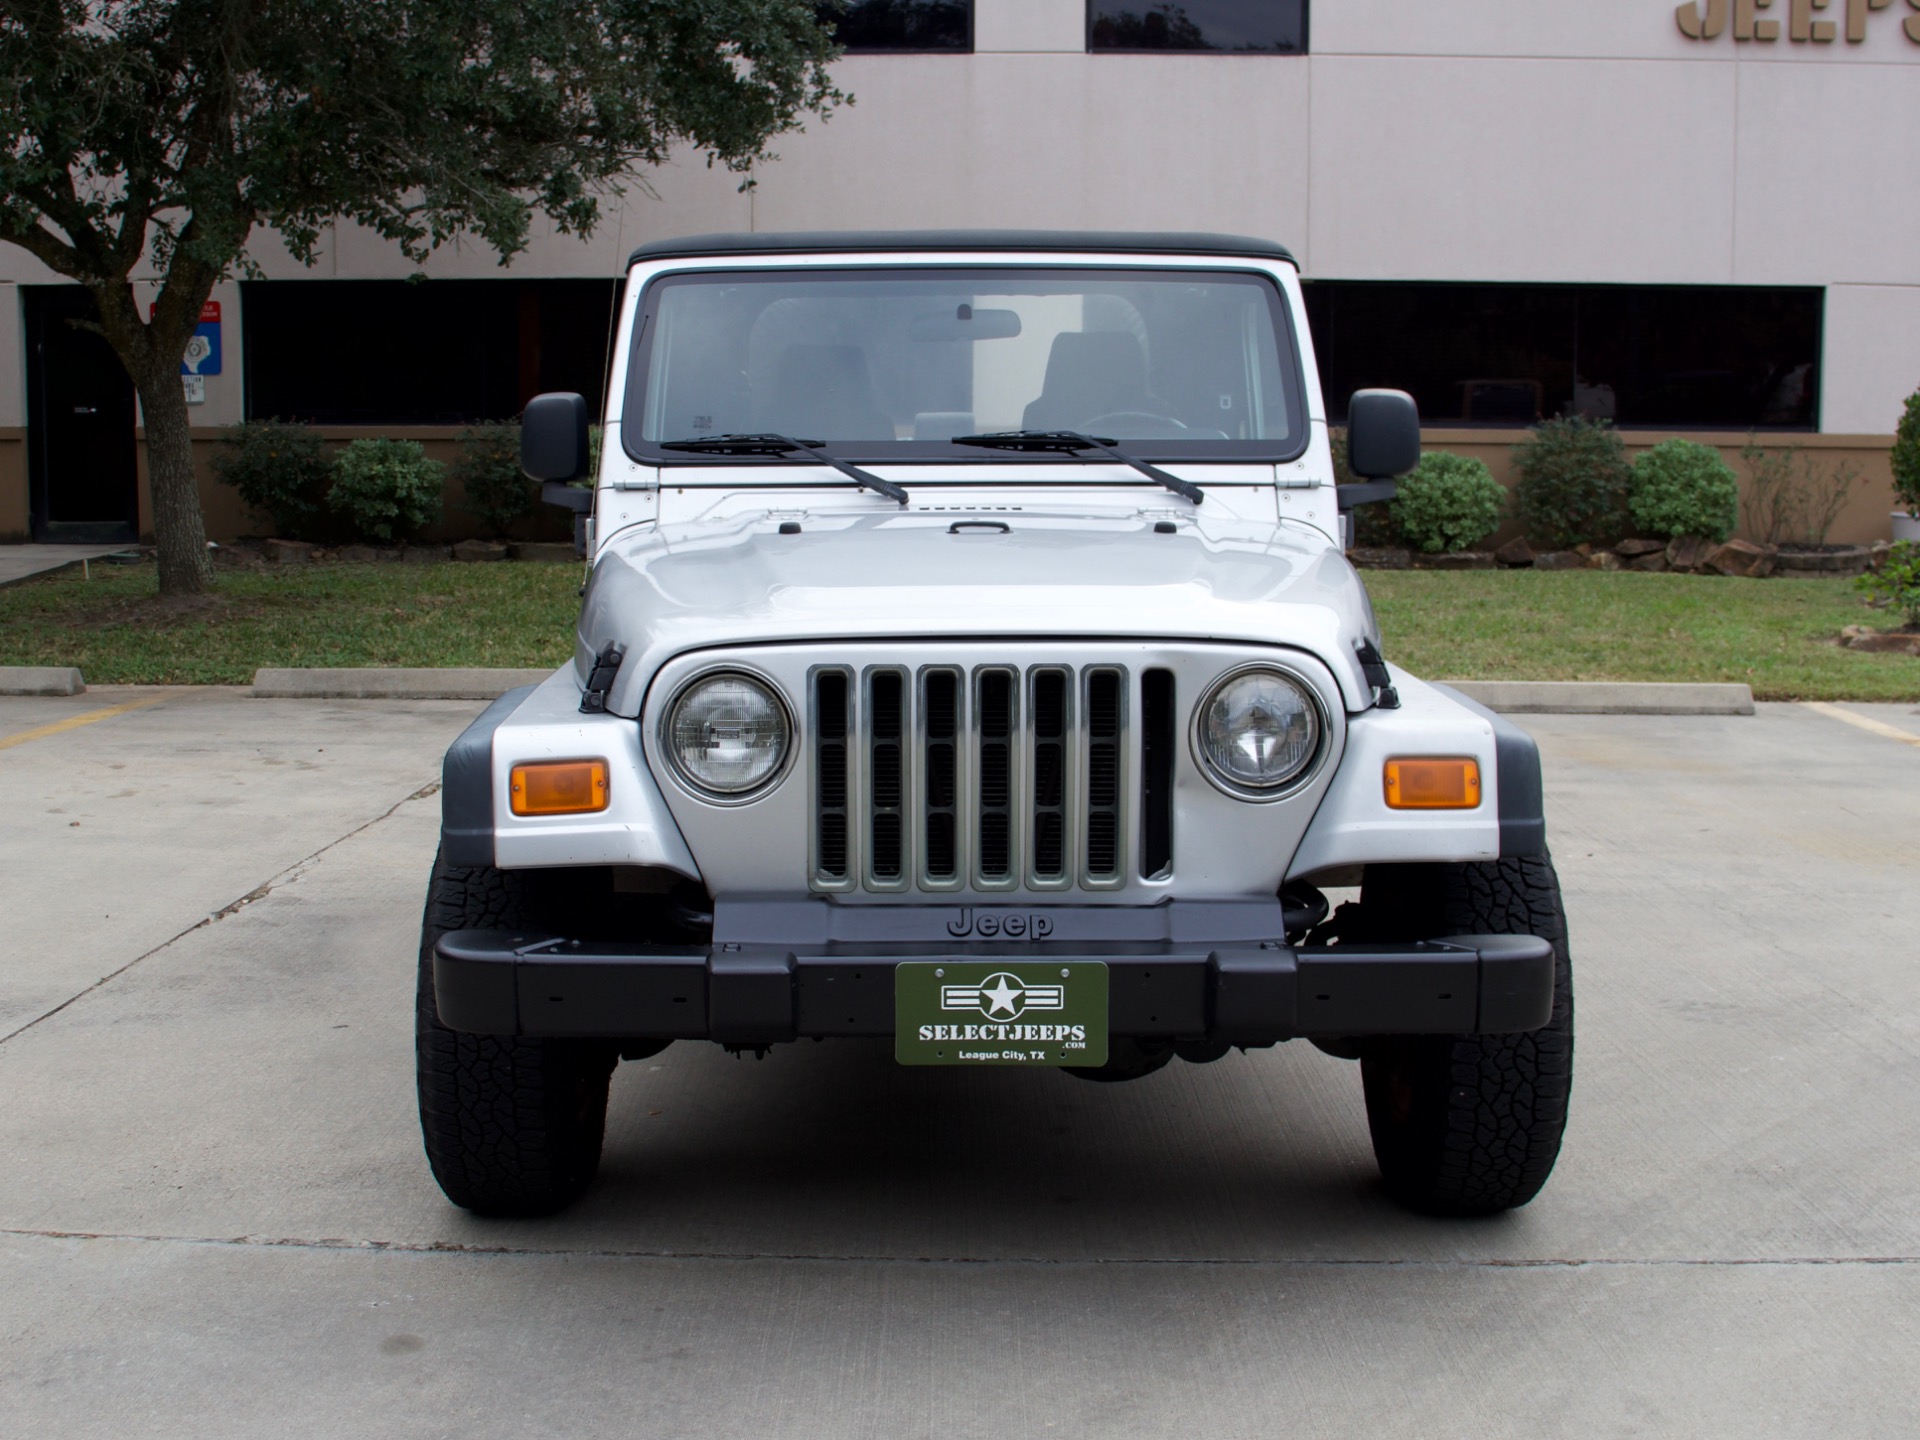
[86,277,219,597]
[133,361,216,594]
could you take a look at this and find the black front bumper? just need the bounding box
[433,898,1554,1047]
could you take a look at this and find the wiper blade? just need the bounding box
[950,431,1202,505]
[658,433,908,505]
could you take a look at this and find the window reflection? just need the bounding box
[1302,282,1822,430]
[818,0,972,52]
[1089,0,1307,53]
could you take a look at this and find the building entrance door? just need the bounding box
[25,286,139,544]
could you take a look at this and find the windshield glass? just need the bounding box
[624,266,1306,463]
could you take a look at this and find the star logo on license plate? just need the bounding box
[940,971,1065,1021]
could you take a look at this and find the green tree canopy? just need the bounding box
[0,0,844,591]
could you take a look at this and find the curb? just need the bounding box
[250,667,554,700]
[1438,680,1755,716]
[0,666,86,696]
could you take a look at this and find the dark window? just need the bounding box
[1302,282,1822,431]
[1090,0,1307,52]
[241,279,618,425]
[818,1,971,51]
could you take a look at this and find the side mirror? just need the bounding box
[522,392,590,482]
[1339,388,1421,511]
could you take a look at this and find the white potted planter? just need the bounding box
[1894,511,1920,544]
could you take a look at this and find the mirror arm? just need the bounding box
[1336,480,1398,511]
[542,481,594,514]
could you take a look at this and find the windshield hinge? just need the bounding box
[1354,639,1400,711]
[580,643,625,715]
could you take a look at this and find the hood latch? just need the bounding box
[580,643,626,715]
[1354,638,1401,711]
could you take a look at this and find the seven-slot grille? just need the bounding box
[810,665,1175,892]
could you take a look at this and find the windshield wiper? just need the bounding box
[658,434,908,505]
[950,431,1203,505]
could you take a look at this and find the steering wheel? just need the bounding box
[1079,410,1190,440]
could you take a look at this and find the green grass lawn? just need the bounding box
[0,558,1914,699]
[1364,569,1917,701]
[0,560,581,685]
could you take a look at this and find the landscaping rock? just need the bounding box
[1533,551,1586,571]
[1774,544,1873,578]
[336,544,382,564]
[402,546,447,564]
[1845,630,1920,655]
[1666,536,1717,573]
[509,541,580,563]
[262,538,316,565]
[1614,537,1667,558]
[1494,537,1535,568]
[1869,541,1893,573]
[211,542,266,571]
[1626,551,1670,572]
[1348,547,1411,570]
[1593,551,1625,571]
[451,539,509,563]
[1413,551,1496,570]
[1707,539,1776,579]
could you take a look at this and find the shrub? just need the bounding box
[210,420,332,539]
[1390,452,1505,553]
[1857,541,1920,628]
[453,422,530,537]
[327,438,443,543]
[1740,439,1864,546]
[1893,387,1920,519]
[1511,416,1632,550]
[1629,438,1738,542]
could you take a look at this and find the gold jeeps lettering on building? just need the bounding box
[1677,0,1920,43]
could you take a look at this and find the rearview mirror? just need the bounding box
[1346,389,1421,480]
[522,392,590,482]
[908,306,1022,342]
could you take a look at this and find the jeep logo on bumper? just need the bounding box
[945,907,1055,940]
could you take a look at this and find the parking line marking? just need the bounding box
[1805,702,1920,750]
[0,693,173,752]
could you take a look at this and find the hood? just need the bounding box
[577,507,1378,716]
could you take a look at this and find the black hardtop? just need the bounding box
[627,230,1297,268]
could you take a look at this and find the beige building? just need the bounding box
[3,0,1917,544]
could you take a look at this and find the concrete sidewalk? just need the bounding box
[0,693,1915,1437]
[0,543,138,588]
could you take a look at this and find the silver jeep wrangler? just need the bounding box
[419,232,1572,1218]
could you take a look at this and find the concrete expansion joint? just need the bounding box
[4,1227,1916,1272]
[0,778,442,1049]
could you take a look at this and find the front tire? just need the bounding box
[415,852,616,1215]
[1356,856,1574,1217]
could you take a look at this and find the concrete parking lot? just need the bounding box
[1,687,1917,1438]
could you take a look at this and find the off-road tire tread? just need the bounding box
[416,852,614,1216]
[1358,855,1574,1217]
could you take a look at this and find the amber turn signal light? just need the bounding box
[1383,757,1481,810]
[510,760,610,816]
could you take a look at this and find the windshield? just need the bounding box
[623,266,1307,464]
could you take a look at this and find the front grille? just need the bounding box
[813,663,1174,892]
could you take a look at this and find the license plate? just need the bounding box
[895,961,1108,1066]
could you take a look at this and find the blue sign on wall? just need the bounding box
[152,300,222,376]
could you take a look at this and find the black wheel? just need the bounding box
[1356,855,1574,1217]
[415,851,617,1216]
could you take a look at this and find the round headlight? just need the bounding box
[666,672,791,797]
[1195,668,1321,796]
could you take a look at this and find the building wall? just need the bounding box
[3,0,1917,542]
